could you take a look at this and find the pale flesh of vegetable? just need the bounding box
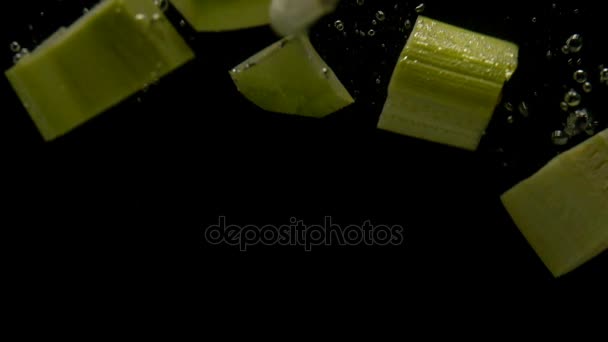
[5,0,195,141]
[377,16,519,151]
[270,0,340,36]
[171,0,272,31]
[229,35,354,118]
[502,129,608,277]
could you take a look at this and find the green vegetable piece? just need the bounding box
[5,0,195,141]
[171,0,272,31]
[229,35,354,118]
[502,129,608,277]
[377,16,519,150]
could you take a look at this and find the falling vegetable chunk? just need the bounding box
[229,35,354,118]
[502,129,608,277]
[171,0,272,31]
[270,0,340,36]
[5,0,195,141]
[377,16,519,151]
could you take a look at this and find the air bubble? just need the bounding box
[376,11,386,21]
[583,82,592,93]
[564,89,581,107]
[12,53,23,64]
[573,70,587,83]
[334,20,344,31]
[518,102,529,117]
[551,130,569,145]
[566,34,583,53]
[9,41,20,52]
[600,68,608,82]
[565,109,592,136]
[154,0,169,12]
[368,29,376,36]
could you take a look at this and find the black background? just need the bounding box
[1,0,607,316]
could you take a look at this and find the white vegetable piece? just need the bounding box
[270,0,340,36]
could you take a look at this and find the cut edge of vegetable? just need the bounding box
[171,0,272,32]
[501,129,608,277]
[229,34,354,118]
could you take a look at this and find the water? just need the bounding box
[3,0,608,179]
[1,0,607,286]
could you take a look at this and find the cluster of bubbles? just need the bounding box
[325,0,426,86]
[551,33,602,146]
[10,41,30,64]
[503,99,530,125]
[333,1,424,37]
[327,0,426,87]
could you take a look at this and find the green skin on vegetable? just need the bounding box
[230,35,354,118]
[5,0,194,141]
[378,16,518,151]
[171,0,272,31]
